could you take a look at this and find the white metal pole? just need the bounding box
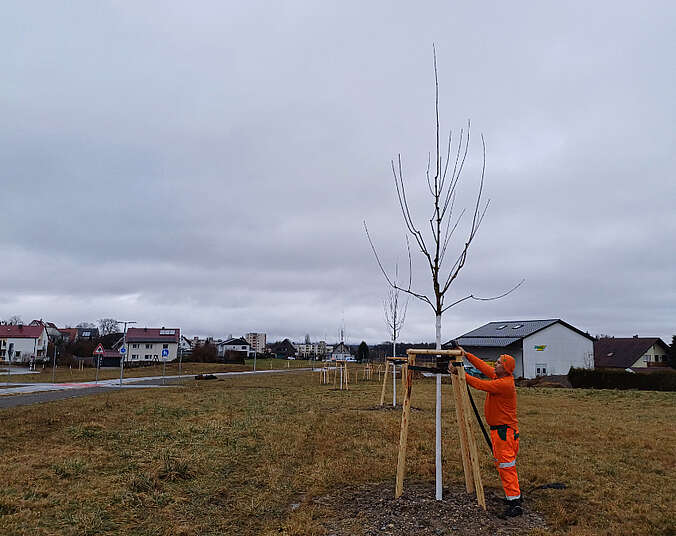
[120,323,126,386]
[392,362,397,407]
[435,313,442,501]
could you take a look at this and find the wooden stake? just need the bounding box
[450,366,474,494]
[380,359,390,406]
[457,365,485,509]
[395,354,414,498]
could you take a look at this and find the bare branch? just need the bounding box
[364,221,434,308]
[441,279,526,313]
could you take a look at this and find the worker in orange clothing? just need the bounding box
[449,348,522,518]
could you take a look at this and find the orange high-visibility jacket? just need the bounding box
[464,353,518,428]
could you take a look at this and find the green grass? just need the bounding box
[0,370,673,535]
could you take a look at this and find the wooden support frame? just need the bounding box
[394,349,485,509]
[379,357,408,407]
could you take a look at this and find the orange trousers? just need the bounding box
[491,426,520,499]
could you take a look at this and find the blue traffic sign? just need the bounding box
[119,346,127,354]
[161,348,169,357]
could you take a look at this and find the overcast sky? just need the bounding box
[1,2,674,344]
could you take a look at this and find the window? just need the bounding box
[163,344,169,349]
[241,346,246,350]
[145,354,151,359]
[496,325,507,330]
[82,331,90,337]
[132,354,139,359]
[512,324,523,329]
[15,351,21,358]
[159,329,175,335]
[132,344,139,349]
[145,343,152,349]
[536,364,547,376]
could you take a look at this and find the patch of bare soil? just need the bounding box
[313,482,547,535]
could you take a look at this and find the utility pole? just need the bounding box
[51,344,57,383]
[119,320,136,386]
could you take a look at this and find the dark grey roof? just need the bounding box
[445,319,593,348]
[460,319,559,338]
[220,337,248,346]
[455,337,521,347]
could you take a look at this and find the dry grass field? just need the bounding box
[0,369,673,535]
[1,359,312,384]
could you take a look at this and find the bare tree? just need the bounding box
[98,318,120,336]
[76,322,97,329]
[384,265,409,360]
[364,47,523,500]
[6,315,23,325]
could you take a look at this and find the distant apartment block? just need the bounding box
[245,332,266,354]
[296,340,333,359]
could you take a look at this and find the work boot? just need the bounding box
[499,498,523,518]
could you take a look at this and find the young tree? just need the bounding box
[384,266,408,359]
[364,47,522,500]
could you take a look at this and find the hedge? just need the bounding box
[568,367,676,391]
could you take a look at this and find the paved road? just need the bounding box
[0,368,313,409]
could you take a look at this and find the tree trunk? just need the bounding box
[435,313,442,500]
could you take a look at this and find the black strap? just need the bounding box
[466,385,492,451]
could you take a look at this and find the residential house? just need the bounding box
[58,328,78,344]
[330,342,353,361]
[122,327,181,363]
[269,339,297,359]
[594,337,671,370]
[217,337,253,358]
[0,324,49,364]
[446,319,594,379]
[29,320,62,341]
[77,327,99,340]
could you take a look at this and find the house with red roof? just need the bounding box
[0,324,49,364]
[121,327,181,363]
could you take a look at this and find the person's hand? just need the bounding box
[448,362,458,375]
[458,346,466,357]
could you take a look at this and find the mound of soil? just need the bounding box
[195,374,217,380]
[313,482,546,535]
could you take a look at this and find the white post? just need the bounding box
[392,340,397,407]
[435,313,442,501]
[392,362,397,407]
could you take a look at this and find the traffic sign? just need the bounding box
[94,344,104,355]
[119,345,127,355]
[161,348,169,357]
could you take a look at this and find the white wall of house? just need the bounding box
[0,330,48,363]
[522,323,593,378]
[218,343,253,357]
[127,341,178,362]
[631,342,670,367]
